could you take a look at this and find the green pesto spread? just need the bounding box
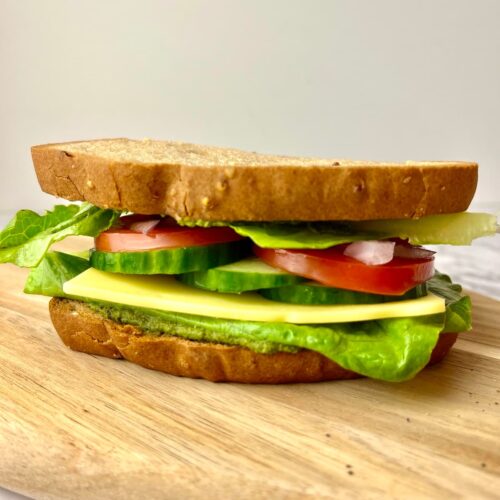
[86,300,299,354]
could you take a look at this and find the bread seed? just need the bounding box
[201,197,210,206]
[403,176,411,184]
[353,181,365,193]
[86,179,94,188]
[216,181,227,192]
[224,167,235,179]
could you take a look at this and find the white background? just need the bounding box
[1,0,499,214]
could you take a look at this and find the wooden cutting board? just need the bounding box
[0,240,499,499]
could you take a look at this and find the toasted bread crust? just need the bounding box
[32,138,477,221]
[49,298,458,383]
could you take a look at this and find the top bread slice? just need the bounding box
[31,138,478,221]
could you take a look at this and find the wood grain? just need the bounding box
[0,240,499,499]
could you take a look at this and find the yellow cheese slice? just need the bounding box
[63,268,445,324]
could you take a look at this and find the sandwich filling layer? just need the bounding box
[22,248,471,382]
[1,202,491,382]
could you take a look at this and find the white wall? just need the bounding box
[1,0,499,213]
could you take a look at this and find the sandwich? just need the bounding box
[0,138,496,383]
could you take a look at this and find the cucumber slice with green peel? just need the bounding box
[259,282,427,305]
[178,257,304,293]
[90,241,249,275]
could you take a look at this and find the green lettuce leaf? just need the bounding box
[229,222,375,249]
[350,212,497,246]
[177,219,376,248]
[177,212,497,248]
[24,251,90,297]
[426,272,472,332]
[0,203,119,267]
[0,205,80,248]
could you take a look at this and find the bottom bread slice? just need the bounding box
[49,298,458,384]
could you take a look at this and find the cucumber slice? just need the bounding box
[259,282,427,305]
[178,257,304,293]
[90,241,248,275]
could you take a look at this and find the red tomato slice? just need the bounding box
[96,223,244,252]
[253,244,434,295]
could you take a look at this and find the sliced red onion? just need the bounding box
[344,240,396,265]
[129,219,160,234]
[394,245,435,259]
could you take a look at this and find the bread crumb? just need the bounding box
[201,197,210,206]
[86,179,94,188]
